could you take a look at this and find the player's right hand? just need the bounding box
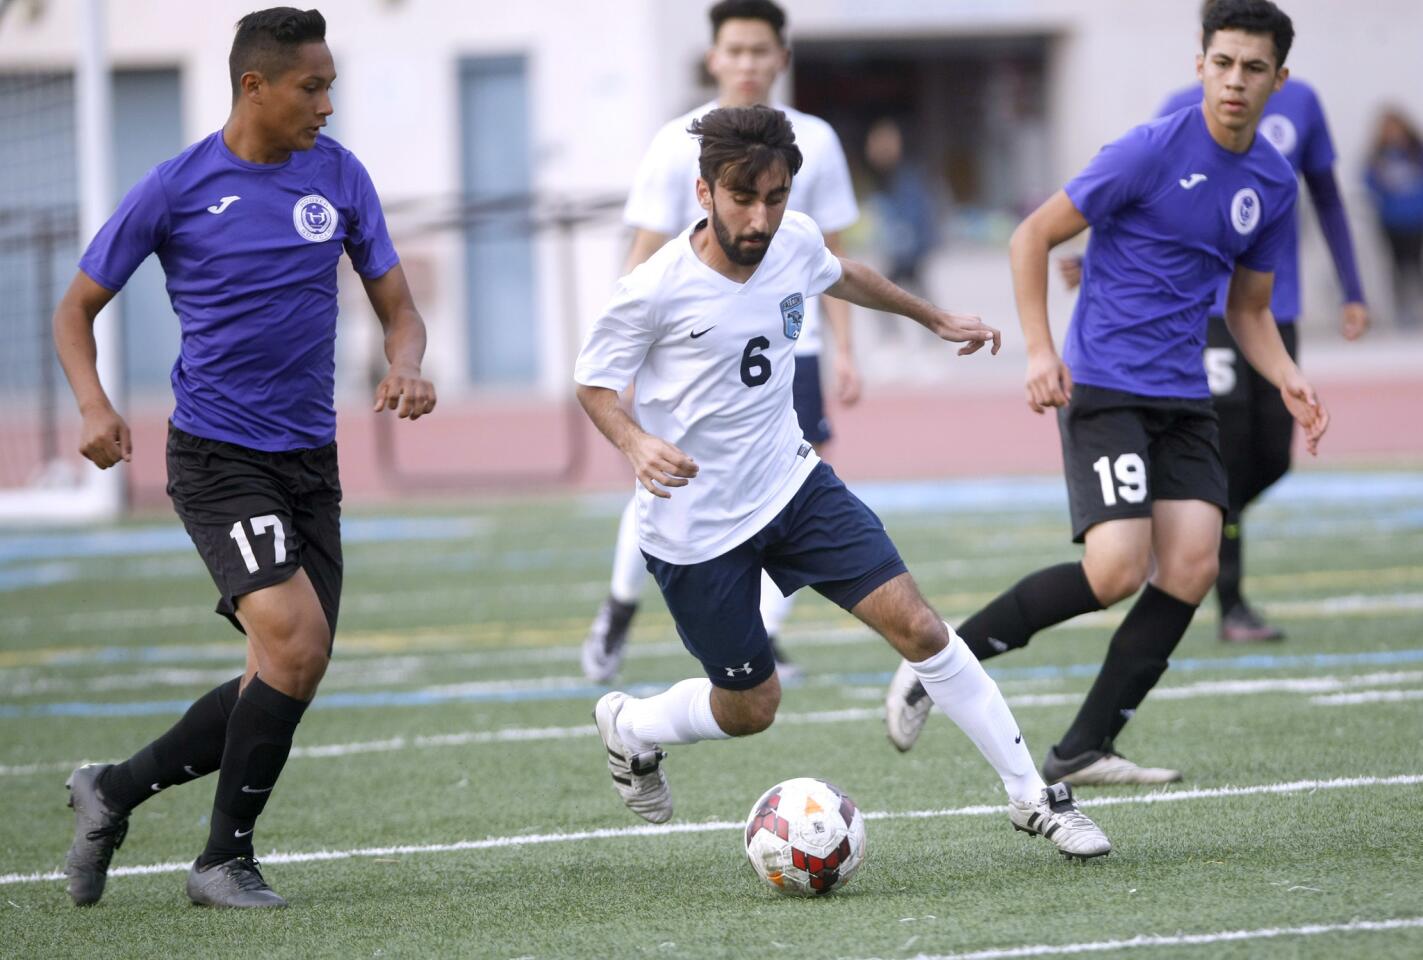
[79,404,132,469]
[1025,350,1073,413]
[1280,376,1329,456]
[627,435,698,499]
[926,311,1001,355]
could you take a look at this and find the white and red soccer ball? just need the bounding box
[743,777,867,895]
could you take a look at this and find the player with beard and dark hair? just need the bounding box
[576,105,1111,861]
[884,0,1328,785]
[581,0,861,686]
[55,6,435,908]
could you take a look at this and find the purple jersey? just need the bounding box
[1063,106,1297,399]
[1157,80,1336,321]
[79,132,398,451]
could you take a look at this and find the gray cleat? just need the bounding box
[65,763,129,906]
[186,857,288,908]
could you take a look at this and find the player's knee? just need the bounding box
[1085,555,1150,606]
[1155,544,1219,604]
[896,605,949,661]
[720,683,779,737]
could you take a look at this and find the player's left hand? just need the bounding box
[1280,374,1328,456]
[374,364,437,420]
[834,352,862,406]
[926,311,1001,356]
[1340,302,1370,341]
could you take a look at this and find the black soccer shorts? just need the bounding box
[1057,384,1228,542]
[166,424,343,640]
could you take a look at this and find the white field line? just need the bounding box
[1,773,1419,888]
[5,672,1419,778]
[873,917,1423,960]
[1313,688,1423,706]
[4,587,1422,644]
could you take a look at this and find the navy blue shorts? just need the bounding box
[792,355,831,446]
[643,462,907,690]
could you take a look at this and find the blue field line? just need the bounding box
[4,646,1422,719]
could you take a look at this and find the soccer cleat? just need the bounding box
[581,597,637,683]
[885,658,933,752]
[65,763,130,906]
[1042,744,1183,786]
[1009,782,1112,860]
[186,856,288,908]
[1219,601,1286,644]
[768,636,803,684]
[593,691,672,823]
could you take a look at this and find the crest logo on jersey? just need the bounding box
[1230,187,1262,236]
[780,293,804,340]
[1259,114,1298,158]
[293,194,338,242]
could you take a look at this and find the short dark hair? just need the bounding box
[1202,0,1294,68]
[708,0,787,46]
[690,106,803,194]
[229,7,327,98]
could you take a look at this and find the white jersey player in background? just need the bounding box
[575,105,1111,860]
[583,0,860,684]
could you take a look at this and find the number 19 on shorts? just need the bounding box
[1092,453,1147,506]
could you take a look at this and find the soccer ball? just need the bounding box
[743,777,866,895]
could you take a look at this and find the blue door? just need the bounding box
[459,56,538,384]
[113,69,183,394]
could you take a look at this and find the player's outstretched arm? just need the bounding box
[52,271,129,469]
[362,264,437,421]
[1010,190,1090,413]
[1225,265,1329,455]
[575,384,698,499]
[826,258,1000,356]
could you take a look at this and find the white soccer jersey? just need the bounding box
[623,101,858,356]
[576,210,844,565]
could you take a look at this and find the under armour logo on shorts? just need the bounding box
[725,662,753,677]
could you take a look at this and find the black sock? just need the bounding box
[1055,584,1198,758]
[957,562,1103,660]
[1217,516,1243,613]
[97,677,241,812]
[198,675,309,867]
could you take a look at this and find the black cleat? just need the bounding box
[581,597,638,683]
[768,635,803,683]
[65,763,130,906]
[186,856,288,908]
[1219,601,1286,644]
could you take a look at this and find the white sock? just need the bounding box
[758,570,796,638]
[908,623,1046,804]
[609,497,646,604]
[615,678,730,752]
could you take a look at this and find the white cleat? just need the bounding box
[1042,746,1183,786]
[885,658,933,752]
[1010,782,1112,860]
[593,692,672,823]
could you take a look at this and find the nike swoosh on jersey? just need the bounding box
[206,195,241,214]
[1178,174,1208,189]
[689,326,716,339]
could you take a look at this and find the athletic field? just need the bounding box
[2,469,1421,959]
